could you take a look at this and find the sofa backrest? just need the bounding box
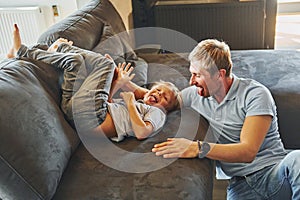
[231,50,300,149]
[38,0,126,50]
[38,0,148,87]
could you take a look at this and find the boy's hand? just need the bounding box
[120,91,136,104]
[116,62,135,87]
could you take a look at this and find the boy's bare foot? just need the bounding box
[48,38,73,52]
[105,54,114,61]
[6,24,22,58]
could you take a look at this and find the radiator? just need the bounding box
[0,7,45,55]
[153,1,266,50]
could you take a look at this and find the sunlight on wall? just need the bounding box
[275,14,300,50]
[278,0,300,2]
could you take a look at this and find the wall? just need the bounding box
[110,0,133,30]
[77,0,133,30]
[0,0,79,32]
[278,1,300,14]
[0,0,132,31]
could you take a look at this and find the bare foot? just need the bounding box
[6,24,22,58]
[105,54,114,61]
[48,38,73,52]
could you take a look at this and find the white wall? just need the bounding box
[0,0,133,31]
[76,0,132,30]
[278,1,300,14]
[110,0,133,30]
[0,0,78,31]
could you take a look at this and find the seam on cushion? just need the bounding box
[0,153,44,199]
[0,59,19,70]
[60,0,102,33]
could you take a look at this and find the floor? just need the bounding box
[213,176,228,200]
[212,13,300,200]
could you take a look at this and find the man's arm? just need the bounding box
[206,115,271,162]
[152,115,272,162]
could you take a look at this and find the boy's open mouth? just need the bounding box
[149,94,158,103]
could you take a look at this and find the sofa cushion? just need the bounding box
[0,58,79,199]
[92,23,148,86]
[139,53,190,90]
[38,0,147,86]
[37,0,126,51]
[93,23,137,61]
[52,109,213,200]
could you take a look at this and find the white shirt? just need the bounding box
[108,99,166,142]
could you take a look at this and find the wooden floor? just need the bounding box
[213,177,228,200]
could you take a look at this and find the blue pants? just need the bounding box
[17,43,116,131]
[227,150,300,200]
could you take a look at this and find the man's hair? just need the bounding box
[188,39,233,76]
[152,81,181,113]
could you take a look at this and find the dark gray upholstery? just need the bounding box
[0,58,79,199]
[231,50,300,149]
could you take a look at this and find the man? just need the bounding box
[152,39,300,199]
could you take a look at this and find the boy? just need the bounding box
[8,24,180,142]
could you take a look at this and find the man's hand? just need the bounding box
[152,138,199,158]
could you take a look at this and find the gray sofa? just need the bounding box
[0,1,212,199]
[0,0,299,200]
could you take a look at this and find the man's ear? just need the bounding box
[219,69,227,78]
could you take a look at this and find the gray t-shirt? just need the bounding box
[181,74,287,179]
[108,99,166,142]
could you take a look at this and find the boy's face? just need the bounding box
[143,84,175,112]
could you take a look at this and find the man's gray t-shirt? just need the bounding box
[108,99,166,142]
[181,74,287,179]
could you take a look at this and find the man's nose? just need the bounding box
[190,76,196,85]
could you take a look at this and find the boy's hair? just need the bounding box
[151,81,181,113]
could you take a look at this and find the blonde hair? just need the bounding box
[188,39,233,76]
[152,81,181,113]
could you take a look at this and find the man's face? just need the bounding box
[189,62,219,97]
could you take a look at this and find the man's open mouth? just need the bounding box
[198,86,204,96]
